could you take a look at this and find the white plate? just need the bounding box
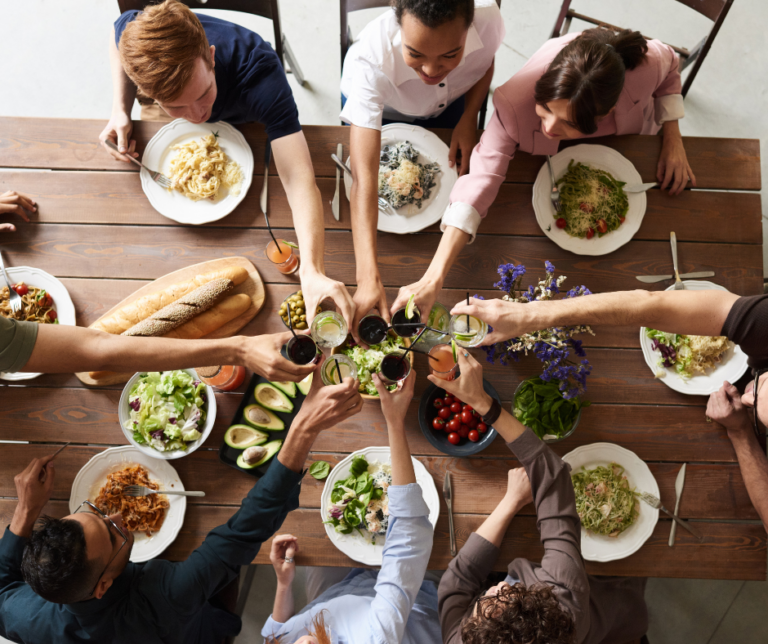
[640,281,749,395]
[0,266,76,381]
[141,119,254,225]
[344,123,458,234]
[562,442,659,562]
[68,446,186,563]
[533,144,647,256]
[320,446,440,566]
[118,369,217,459]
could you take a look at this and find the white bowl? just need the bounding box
[118,368,216,460]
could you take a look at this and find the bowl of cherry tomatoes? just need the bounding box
[418,380,500,456]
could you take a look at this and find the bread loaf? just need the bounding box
[92,266,248,334]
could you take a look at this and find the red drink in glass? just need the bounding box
[391,308,421,338]
[265,239,299,275]
[285,335,319,365]
[358,314,389,345]
[379,353,411,385]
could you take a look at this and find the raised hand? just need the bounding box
[450,298,529,345]
[240,331,317,382]
[706,381,752,437]
[10,455,56,537]
[351,277,389,346]
[300,270,356,333]
[99,111,139,162]
[373,369,416,429]
[390,276,442,332]
[269,534,299,586]
[427,349,492,414]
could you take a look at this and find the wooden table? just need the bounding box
[0,117,764,580]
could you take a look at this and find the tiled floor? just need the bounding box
[1,1,765,643]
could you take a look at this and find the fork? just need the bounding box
[545,155,561,213]
[123,485,205,498]
[639,491,703,541]
[670,232,685,290]
[0,251,23,316]
[104,139,172,188]
[330,152,396,217]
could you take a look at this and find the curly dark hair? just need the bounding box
[461,582,576,644]
[22,516,101,604]
[392,0,475,29]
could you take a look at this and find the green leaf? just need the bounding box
[349,455,369,478]
[309,461,331,480]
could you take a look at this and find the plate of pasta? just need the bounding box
[0,266,76,381]
[141,119,253,225]
[69,446,186,562]
[532,144,647,256]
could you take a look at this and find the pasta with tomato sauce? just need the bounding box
[0,283,58,323]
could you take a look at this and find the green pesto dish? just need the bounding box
[571,463,638,537]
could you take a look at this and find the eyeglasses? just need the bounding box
[74,500,128,598]
[752,368,768,438]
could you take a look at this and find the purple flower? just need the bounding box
[545,261,556,274]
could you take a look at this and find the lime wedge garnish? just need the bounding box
[283,241,299,249]
[454,331,477,342]
[405,294,417,320]
[451,339,458,363]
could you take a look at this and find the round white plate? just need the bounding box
[640,281,749,395]
[344,123,458,234]
[562,442,659,562]
[320,446,440,566]
[118,369,217,460]
[533,144,647,256]
[141,119,254,225]
[68,446,186,563]
[0,266,76,381]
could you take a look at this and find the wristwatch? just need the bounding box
[481,397,502,426]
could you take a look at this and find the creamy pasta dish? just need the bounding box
[168,133,242,201]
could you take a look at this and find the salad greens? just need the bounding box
[646,329,692,377]
[124,370,207,452]
[514,377,588,441]
[571,463,638,537]
[342,336,405,396]
[309,460,331,480]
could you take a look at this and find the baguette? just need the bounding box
[122,278,233,337]
[92,266,248,334]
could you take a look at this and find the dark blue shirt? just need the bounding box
[0,460,303,644]
[115,11,301,140]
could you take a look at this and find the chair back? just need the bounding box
[674,0,731,21]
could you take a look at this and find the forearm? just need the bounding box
[277,421,317,473]
[388,422,416,486]
[729,429,768,529]
[462,61,494,119]
[472,397,526,445]
[109,28,136,116]
[9,506,37,539]
[475,499,518,548]
[424,225,470,287]
[350,125,382,285]
[662,119,682,140]
[271,583,295,623]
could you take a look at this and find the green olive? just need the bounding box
[296,321,307,329]
[299,314,306,321]
[297,291,303,297]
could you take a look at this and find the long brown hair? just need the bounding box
[534,28,649,134]
[264,612,332,644]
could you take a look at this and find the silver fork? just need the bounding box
[639,491,702,541]
[670,232,685,290]
[123,485,205,498]
[546,155,561,213]
[0,251,23,316]
[330,153,396,217]
[104,139,172,188]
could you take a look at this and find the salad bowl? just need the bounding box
[118,368,216,460]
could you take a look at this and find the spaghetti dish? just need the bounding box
[556,160,629,239]
[93,465,169,536]
[378,141,440,209]
[167,133,242,201]
[572,463,638,537]
[0,283,58,323]
[646,329,731,378]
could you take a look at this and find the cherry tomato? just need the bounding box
[464,405,473,413]
[468,429,480,442]
[468,417,479,430]
[450,402,461,413]
[432,417,446,431]
[555,217,567,229]
[13,283,28,296]
[447,418,461,432]
[619,216,626,224]
[433,398,444,409]
[596,219,608,234]
[447,432,461,445]
[461,410,474,424]
[579,202,594,213]
[586,228,595,240]
[438,407,451,420]
[46,309,57,322]
[477,422,488,433]
[37,291,52,307]
[458,424,470,439]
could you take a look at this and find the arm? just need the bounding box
[268,535,298,623]
[0,190,36,231]
[271,132,355,331]
[449,289,740,346]
[449,60,495,176]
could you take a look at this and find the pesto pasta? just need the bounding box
[572,462,638,537]
[378,142,440,209]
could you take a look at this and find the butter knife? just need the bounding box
[260,142,271,216]
[331,143,342,221]
[636,271,715,283]
[623,181,658,194]
[669,463,687,546]
[443,472,457,556]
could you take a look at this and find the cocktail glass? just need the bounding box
[379,353,412,385]
[321,354,358,386]
[419,302,451,349]
[311,311,348,349]
[449,314,488,348]
[265,239,300,275]
[358,313,389,345]
[391,307,422,338]
[428,343,458,381]
[283,335,320,365]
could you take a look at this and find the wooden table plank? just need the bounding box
[1,171,761,246]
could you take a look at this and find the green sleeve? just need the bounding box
[0,316,39,373]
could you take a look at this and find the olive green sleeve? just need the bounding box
[0,316,39,373]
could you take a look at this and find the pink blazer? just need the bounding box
[449,33,683,223]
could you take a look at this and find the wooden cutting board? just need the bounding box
[75,256,265,386]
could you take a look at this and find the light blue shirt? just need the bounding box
[261,483,440,644]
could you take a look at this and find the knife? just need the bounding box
[39,442,70,482]
[636,271,715,283]
[260,142,271,216]
[623,182,658,194]
[443,472,457,557]
[331,143,342,221]
[669,463,687,546]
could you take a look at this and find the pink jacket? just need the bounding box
[444,33,684,240]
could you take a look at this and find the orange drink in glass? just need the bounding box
[197,365,247,391]
[429,343,458,381]
[265,239,299,274]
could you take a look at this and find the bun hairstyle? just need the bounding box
[534,28,649,134]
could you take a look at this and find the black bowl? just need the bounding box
[418,379,500,456]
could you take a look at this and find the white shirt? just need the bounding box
[340,0,505,130]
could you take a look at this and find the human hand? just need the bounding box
[450,298,531,345]
[300,269,356,332]
[503,467,533,512]
[351,276,389,346]
[240,331,316,382]
[0,190,37,230]
[99,111,139,162]
[390,275,443,330]
[373,369,415,430]
[427,349,492,414]
[706,381,752,438]
[10,455,56,537]
[657,128,696,196]
[269,534,299,586]
[448,115,478,176]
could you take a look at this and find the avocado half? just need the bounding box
[243,404,285,431]
[236,439,283,469]
[254,383,294,413]
[224,424,268,450]
[297,373,312,396]
[271,381,297,398]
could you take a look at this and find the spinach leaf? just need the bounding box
[309,461,331,480]
[349,455,369,478]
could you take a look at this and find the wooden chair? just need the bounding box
[340,0,501,129]
[550,0,735,97]
[117,0,305,85]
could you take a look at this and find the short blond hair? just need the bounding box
[119,0,212,103]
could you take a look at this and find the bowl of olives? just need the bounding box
[279,291,323,330]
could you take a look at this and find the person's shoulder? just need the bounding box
[114,9,140,43]
[351,8,398,62]
[472,0,505,47]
